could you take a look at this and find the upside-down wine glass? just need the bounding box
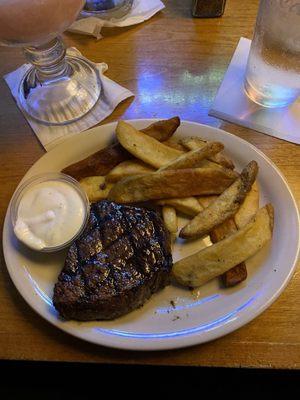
[0,0,101,125]
[82,0,133,19]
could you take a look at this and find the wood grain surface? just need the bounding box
[0,0,299,369]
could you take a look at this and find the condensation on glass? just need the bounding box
[244,0,300,108]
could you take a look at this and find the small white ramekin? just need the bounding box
[10,172,90,252]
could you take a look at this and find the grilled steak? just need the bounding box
[53,201,172,321]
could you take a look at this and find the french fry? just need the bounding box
[108,167,238,203]
[222,263,248,287]
[204,179,259,227]
[180,161,258,239]
[163,138,187,152]
[79,176,114,202]
[173,204,274,288]
[210,217,238,241]
[63,143,129,182]
[234,181,259,228]
[116,121,183,168]
[106,160,154,183]
[198,194,247,286]
[62,117,180,180]
[197,195,218,208]
[221,181,259,287]
[220,181,259,287]
[142,116,180,142]
[190,159,236,174]
[162,206,178,235]
[210,218,248,287]
[158,142,224,172]
[181,137,234,170]
[156,197,203,217]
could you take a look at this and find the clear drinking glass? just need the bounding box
[0,0,101,125]
[82,0,133,19]
[244,0,300,108]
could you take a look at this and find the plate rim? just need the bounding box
[3,119,300,351]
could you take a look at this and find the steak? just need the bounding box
[53,201,173,321]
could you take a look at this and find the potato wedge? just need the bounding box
[108,167,238,203]
[173,204,274,288]
[234,180,259,228]
[198,160,233,171]
[197,188,259,287]
[162,206,178,234]
[116,121,183,168]
[181,137,234,169]
[106,160,154,183]
[180,161,258,238]
[79,176,113,202]
[197,195,218,208]
[210,218,248,287]
[156,197,203,217]
[142,116,180,142]
[163,138,187,152]
[62,117,179,180]
[214,181,259,287]
[158,142,224,171]
[62,143,129,182]
[221,262,248,287]
[198,195,248,286]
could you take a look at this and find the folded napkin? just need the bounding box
[209,37,300,145]
[4,48,134,151]
[69,0,165,39]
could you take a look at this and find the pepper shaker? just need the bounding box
[192,0,226,18]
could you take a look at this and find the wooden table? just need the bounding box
[0,0,299,369]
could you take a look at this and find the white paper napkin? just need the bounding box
[4,47,134,151]
[209,37,300,145]
[69,0,165,39]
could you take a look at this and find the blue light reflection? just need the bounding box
[156,294,220,314]
[94,293,261,339]
[24,267,53,307]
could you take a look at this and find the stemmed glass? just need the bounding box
[82,0,133,19]
[0,0,101,125]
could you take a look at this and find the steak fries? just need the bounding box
[158,142,224,171]
[180,161,258,239]
[116,121,182,168]
[108,167,237,203]
[79,176,113,202]
[106,159,154,183]
[156,197,203,217]
[181,136,235,170]
[210,218,248,287]
[235,181,260,228]
[62,117,274,293]
[173,205,274,288]
[162,206,178,239]
[62,117,180,180]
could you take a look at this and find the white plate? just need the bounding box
[3,120,300,351]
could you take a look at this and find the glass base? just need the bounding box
[244,78,298,108]
[81,0,133,19]
[18,55,101,125]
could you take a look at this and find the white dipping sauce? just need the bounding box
[14,180,85,250]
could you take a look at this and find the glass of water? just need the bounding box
[244,0,300,108]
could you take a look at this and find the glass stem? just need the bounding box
[23,37,71,84]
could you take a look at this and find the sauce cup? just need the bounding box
[10,172,90,252]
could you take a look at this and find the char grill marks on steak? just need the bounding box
[53,201,173,321]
